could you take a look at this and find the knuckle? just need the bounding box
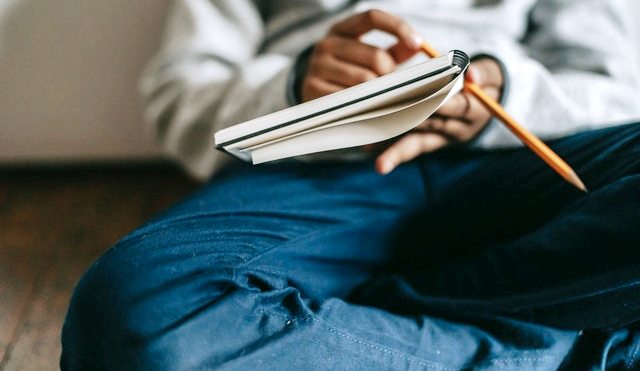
[416,119,428,129]
[356,70,377,82]
[371,50,391,73]
[418,136,434,151]
[364,9,382,23]
[459,129,475,142]
[421,133,446,151]
[314,54,332,68]
[431,119,444,130]
[315,38,333,54]
[405,135,422,155]
[454,123,476,141]
[306,77,322,90]
[449,130,465,142]
[397,23,411,37]
[301,84,315,101]
[366,70,379,80]
[307,58,321,74]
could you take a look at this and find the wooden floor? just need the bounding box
[0,167,197,370]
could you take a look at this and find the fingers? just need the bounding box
[370,55,505,175]
[387,42,418,64]
[436,87,499,124]
[423,58,503,139]
[330,9,422,51]
[418,117,486,142]
[303,35,396,101]
[375,132,449,174]
[315,35,396,75]
[301,9,423,102]
[436,93,472,119]
[465,59,504,88]
[436,59,503,123]
[373,113,489,176]
[310,54,379,87]
[302,76,345,101]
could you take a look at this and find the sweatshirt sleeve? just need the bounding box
[472,0,640,149]
[140,0,294,180]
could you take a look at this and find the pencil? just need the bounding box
[421,42,588,192]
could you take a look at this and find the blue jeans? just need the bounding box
[62,123,640,370]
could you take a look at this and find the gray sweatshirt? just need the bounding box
[141,0,640,180]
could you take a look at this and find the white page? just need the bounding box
[249,74,464,164]
[215,53,454,144]
[224,68,458,151]
[244,97,425,152]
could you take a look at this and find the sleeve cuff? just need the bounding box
[286,44,316,106]
[467,53,511,146]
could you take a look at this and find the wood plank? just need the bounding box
[0,168,196,370]
[0,173,58,366]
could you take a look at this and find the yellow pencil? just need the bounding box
[422,42,587,192]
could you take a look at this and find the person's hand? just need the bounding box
[375,58,504,175]
[301,9,423,102]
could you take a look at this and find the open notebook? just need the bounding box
[215,50,469,164]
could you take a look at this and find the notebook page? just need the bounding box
[249,74,464,164]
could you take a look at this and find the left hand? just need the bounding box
[375,58,504,175]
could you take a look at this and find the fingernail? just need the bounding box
[377,160,388,175]
[466,65,479,83]
[410,34,423,49]
[381,160,394,175]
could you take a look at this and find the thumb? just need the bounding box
[465,64,481,84]
[466,58,503,87]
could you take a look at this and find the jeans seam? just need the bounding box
[315,315,557,370]
[314,316,457,370]
[256,306,453,369]
[257,308,312,322]
[483,354,553,366]
[258,306,555,370]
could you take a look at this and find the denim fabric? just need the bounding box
[62,123,640,370]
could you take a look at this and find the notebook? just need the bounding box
[215,50,469,164]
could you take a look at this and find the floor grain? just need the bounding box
[0,167,197,370]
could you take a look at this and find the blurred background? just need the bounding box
[0,1,194,370]
[0,0,166,163]
[0,0,639,369]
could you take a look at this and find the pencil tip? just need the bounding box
[569,172,588,193]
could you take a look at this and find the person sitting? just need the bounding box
[62,1,640,369]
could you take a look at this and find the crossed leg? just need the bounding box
[356,122,640,332]
[61,123,640,370]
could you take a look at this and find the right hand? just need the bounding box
[301,9,423,102]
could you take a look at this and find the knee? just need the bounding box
[60,236,274,369]
[61,243,145,369]
[60,219,314,369]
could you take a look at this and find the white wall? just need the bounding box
[632,1,640,43]
[0,0,171,163]
[0,1,638,164]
